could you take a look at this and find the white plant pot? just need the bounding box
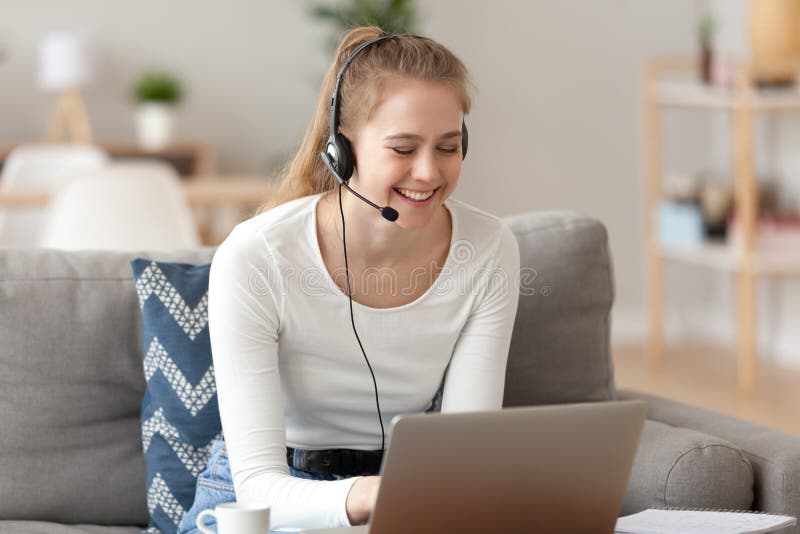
[136,103,176,151]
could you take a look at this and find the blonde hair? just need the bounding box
[258,26,473,213]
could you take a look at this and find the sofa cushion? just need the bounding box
[503,212,615,406]
[0,248,215,526]
[131,259,221,534]
[622,419,755,515]
[0,521,141,533]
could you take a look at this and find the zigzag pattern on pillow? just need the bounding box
[132,259,221,534]
[144,337,216,417]
[135,261,209,341]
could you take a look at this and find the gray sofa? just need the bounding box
[1,211,798,533]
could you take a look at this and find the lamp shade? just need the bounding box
[37,32,93,92]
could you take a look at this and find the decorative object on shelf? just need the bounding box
[696,173,734,239]
[132,69,183,151]
[749,0,800,87]
[698,11,716,85]
[729,214,800,250]
[663,172,700,204]
[660,174,704,245]
[755,180,779,215]
[658,200,704,247]
[310,0,418,52]
[711,56,737,88]
[38,32,95,143]
[727,180,798,249]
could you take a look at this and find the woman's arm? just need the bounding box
[208,226,362,530]
[440,223,521,412]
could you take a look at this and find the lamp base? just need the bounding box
[45,88,93,144]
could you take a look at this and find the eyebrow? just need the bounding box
[384,130,462,141]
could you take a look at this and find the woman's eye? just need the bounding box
[391,147,459,155]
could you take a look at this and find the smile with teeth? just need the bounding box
[394,187,438,201]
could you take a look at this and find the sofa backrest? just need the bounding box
[0,248,215,525]
[503,211,616,406]
[0,211,615,525]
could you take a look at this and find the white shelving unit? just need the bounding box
[644,57,800,394]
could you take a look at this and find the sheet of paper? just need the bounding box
[614,509,796,534]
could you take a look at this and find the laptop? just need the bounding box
[302,400,647,534]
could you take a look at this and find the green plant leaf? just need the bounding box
[310,0,418,48]
[132,70,182,104]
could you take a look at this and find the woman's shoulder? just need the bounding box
[445,198,520,299]
[237,193,320,237]
[446,197,518,257]
[215,193,320,260]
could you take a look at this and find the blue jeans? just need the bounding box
[177,439,365,534]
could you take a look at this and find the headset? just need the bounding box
[318,33,469,459]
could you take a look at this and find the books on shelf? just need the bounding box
[729,215,800,250]
[658,201,704,247]
[615,508,796,534]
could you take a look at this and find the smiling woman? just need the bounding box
[265,28,473,211]
[179,26,521,534]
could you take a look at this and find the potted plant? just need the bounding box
[311,0,418,51]
[132,70,182,150]
[698,12,715,84]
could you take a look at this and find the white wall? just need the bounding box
[0,0,331,171]
[422,0,697,318]
[11,1,795,363]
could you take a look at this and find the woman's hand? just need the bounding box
[345,476,381,525]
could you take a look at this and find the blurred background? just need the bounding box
[1,0,799,434]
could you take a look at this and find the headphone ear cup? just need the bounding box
[461,120,469,160]
[334,133,354,181]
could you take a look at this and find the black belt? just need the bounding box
[286,447,383,477]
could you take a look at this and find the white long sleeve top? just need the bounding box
[207,192,520,531]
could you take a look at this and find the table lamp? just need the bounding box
[38,32,95,143]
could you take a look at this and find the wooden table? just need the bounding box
[0,175,278,245]
[0,140,215,178]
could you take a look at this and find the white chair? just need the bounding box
[40,161,201,251]
[0,143,109,248]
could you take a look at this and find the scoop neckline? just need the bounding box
[309,192,458,313]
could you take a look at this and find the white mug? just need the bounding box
[196,502,270,534]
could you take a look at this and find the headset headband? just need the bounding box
[329,34,398,138]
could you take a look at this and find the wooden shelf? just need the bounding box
[658,240,800,277]
[0,140,215,178]
[657,79,800,111]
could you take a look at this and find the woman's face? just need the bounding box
[345,78,465,230]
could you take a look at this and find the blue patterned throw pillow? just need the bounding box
[131,259,222,534]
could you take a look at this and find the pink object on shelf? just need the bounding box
[729,215,800,250]
[711,55,737,88]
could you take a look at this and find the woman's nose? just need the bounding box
[411,149,440,183]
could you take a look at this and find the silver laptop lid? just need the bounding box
[367,400,647,534]
[302,400,646,534]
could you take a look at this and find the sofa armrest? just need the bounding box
[618,389,800,531]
